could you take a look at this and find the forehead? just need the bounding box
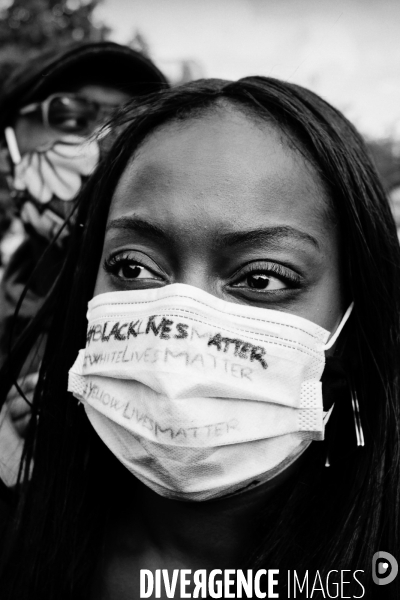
[109,107,332,241]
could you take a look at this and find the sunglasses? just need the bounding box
[18,93,119,135]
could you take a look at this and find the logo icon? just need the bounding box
[372,551,398,585]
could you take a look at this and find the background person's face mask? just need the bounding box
[68,284,352,502]
[13,133,99,203]
[4,126,99,242]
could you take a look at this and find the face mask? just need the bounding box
[4,126,99,242]
[68,284,353,502]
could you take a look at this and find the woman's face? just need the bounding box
[14,84,131,155]
[94,107,344,331]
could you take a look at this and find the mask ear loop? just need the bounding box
[323,302,354,351]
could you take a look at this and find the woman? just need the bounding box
[0,77,399,599]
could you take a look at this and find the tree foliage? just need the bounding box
[0,0,110,80]
[367,138,400,191]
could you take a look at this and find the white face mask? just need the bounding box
[68,284,353,502]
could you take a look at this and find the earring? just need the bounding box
[324,376,365,468]
[350,382,365,447]
[324,404,335,467]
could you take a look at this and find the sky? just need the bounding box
[95,0,400,139]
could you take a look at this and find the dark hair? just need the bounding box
[1,78,399,598]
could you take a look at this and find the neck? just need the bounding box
[105,461,300,571]
[138,484,269,567]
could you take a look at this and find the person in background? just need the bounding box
[0,41,167,485]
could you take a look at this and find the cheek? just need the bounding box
[93,257,108,297]
[307,242,344,331]
[319,271,345,331]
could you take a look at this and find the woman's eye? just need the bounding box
[230,262,301,296]
[245,273,286,290]
[236,272,286,291]
[118,263,154,280]
[104,254,164,282]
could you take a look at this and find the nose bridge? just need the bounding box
[172,225,222,297]
[175,255,220,298]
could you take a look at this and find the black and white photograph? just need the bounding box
[0,1,399,598]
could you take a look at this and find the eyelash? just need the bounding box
[103,252,162,280]
[231,261,302,290]
[103,253,302,293]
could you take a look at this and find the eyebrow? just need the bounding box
[106,216,169,241]
[106,217,319,250]
[218,226,320,250]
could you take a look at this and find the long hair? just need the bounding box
[0,78,399,598]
